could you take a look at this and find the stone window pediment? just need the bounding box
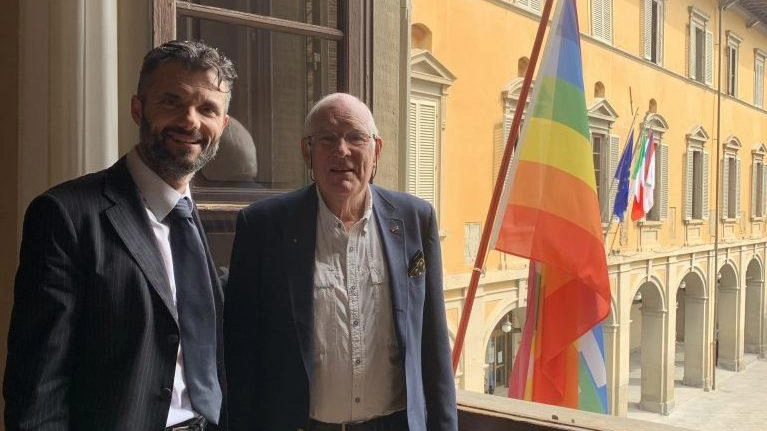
[411,49,456,88]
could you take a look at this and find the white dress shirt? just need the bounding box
[126,149,198,427]
[309,187,406,423]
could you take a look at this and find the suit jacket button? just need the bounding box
[161,387,172,400]
[168,334,179,344]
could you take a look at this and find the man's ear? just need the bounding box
[373,136,383,162]
[130,95,143,126]
[300,138,312,165]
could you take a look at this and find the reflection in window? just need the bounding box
[177,1,339,193]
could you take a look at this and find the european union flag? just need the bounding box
[612,129,635,221]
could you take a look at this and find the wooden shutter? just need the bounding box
[722,157,729,218]
[703,151,710,219]
[755,57,764,107]
[736,158,742,218]
[751,162,758,218]
[407,101,417,196]
[606,135,620,222]
[688,23,696,78]
[592,0,604,40]
[660,144,669,220]
[603,0,613,43]
[407,98,439,209]
[684,150,693,220]
[762,163,767,216]
[705,29,714,85]
[642,0,652,59]
[530,0,542,13]
[657,0,664,64]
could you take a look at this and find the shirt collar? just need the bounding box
[316,186,373,233]
[126,148,191,222]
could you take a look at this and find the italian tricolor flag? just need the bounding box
[631,130,656,221]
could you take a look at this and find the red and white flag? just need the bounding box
[631,131,656,221]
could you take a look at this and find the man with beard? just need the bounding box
[4,40,235,431]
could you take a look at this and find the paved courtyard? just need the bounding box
[628,351,767,431]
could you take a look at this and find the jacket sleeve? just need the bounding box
[4,195,81,431]
[223,210,263,430]
[420,205,458,431]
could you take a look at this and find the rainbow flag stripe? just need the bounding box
[491,0,611,413]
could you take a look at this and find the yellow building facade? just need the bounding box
[409,0,767,416]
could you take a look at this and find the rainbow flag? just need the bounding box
[490,0,611,413]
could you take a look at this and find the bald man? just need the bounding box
[224,93,457,431]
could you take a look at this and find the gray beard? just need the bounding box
[137,117,219,181]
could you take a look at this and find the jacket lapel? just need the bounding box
[286,186,319,381]
[103,158,178,323]
[372,186,409,353]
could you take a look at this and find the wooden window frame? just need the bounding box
[151,0,373,205]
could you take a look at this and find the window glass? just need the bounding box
[189,0,340,29]
[177,15,339,193]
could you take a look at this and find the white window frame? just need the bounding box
[500,78,533,181]
[642,0,664,64]
[684,126,710,221]
[591,0,613,44]
[408,50,455,218]
[726,31,742,97]
[721,137,742,220]
[588,98,619,223]
[513,0,542,14]
[755,49,766,108]
[751,144,767,220]
[688,6,712,86]
[644,113,669,222]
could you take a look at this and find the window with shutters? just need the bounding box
[688,7,712,85]
[755,49,766,108]
[751,145,767,220]
[588,98,619,223]
[726,32,742,97]
[591,0,613,44]
[498,78,533,181]
[721,137,742,220]
[644,114,669,222]
[642,0,664,64]
[513,0,542,14]
[684,126,710,222]
[408,49,455,216]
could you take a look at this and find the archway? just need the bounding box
[628,280,670,413]
[745,258,765,356]
[483,308,525,396]
[675,271,707,387]
[716,263,742,371]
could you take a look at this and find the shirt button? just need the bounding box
[355,358,361,365]
[355,397,361,403]
[353,319,359,326]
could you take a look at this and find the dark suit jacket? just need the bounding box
[4,157,226,431]
[224,184,457,431]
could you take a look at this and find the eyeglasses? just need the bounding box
[306,130,376,148]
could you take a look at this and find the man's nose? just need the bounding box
[332,137,353,156]
[177,106,201,130]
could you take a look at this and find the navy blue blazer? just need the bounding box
[224,184,457,431]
